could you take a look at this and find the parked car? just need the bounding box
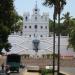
[6,54,21,72]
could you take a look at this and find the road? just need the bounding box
[9,68,24,75]
[1,66,75,75]
[0,66,40,75]
[60,67,75,75]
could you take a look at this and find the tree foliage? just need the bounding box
[68,18,75,50]
[11,11,23,33]
[49,19,65,36]
[0,0,15,54]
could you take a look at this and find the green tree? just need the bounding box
[49,19,58,33]
[0,0,15,54]
[61,12,72,36]
[61,13,75,51]
[11,11,23,34]
[49,18,68,36]
[15,19,23,33]
[68,18,75,50]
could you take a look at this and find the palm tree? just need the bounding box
[43,0,66,75]
[61,12,72,36]
[55,0,66,75]
[43,1,57,75]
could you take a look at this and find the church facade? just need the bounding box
[23,3,49,38]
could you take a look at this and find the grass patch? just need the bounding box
[40,69,65,75]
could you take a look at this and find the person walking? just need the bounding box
[1,63,4,70]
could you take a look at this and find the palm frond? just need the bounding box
[43,0,56,7]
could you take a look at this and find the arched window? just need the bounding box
[35,9,37,11]
[29,26,31,28]
[45,26,47,29]
[25,26,27,28]
[40,35,43,37]
[41,26,43,29]
[25,16,28,21]
[35,25,37,29]
[35,9,37,14]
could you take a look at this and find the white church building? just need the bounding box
[3,3,75,59]
[23,3,49,38]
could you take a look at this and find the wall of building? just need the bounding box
[5,35,75,58]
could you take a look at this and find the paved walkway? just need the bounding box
[21,69,40,75]
[60,67,75,75]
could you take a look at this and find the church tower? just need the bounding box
[23,2,49,38]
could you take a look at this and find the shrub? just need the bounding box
[41,69,53,75]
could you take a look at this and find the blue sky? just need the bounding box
[14,0,75,20]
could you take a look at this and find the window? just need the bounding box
[40,35,43,37]
[25,16,28,21]
[35,9,37,11]
[45,26,47,29]
[41,26,43,29]
[29,26,31,28]
[25,26,27,28]
[35,9,37,14]
[35,25,37,29]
